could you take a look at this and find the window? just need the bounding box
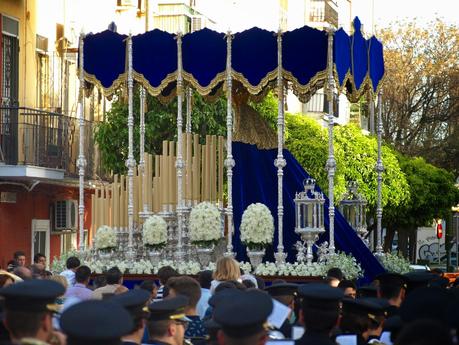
[1,14,19,104]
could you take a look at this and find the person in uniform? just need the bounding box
[295,283,344,345]
[375,273,407,317]
[213,289,273,345]
[110,289,151,345]
[146,295,191,345]
[264,283,298,338]
[336,298,386,345]
[0,279,65,345]
[60,299,133,345]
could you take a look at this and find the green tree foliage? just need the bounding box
[95,88,227,174]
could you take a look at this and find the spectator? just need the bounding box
[65,265,93,301]
[13,266,32,281]
[92,266,125,300]
[326,267,344,287]
[60,256,80,287]
[33,253,46,266]
[338,280,357,299]
[30,264,46,279]
[156,266,179,301]
[211,257,241,294]
[13,251,26,267]
[167,276,207,339]
[92,274,107,290]
[196,270,212,319]
[139,279,159,303]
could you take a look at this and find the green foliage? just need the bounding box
[250,92,278,130]
[385,155,459,227]
[284,115,410,211]
[95,89,227,174]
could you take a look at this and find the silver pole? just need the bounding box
[369,93,375,134]
[176,32,185,261]
[139,86,148,215]
[77,32,86,251]
[126,34,136,258]
[225,31,235,257]
[186,87,192,133]
[274,29,287,264]
[375,91,384,256]
[326,28,336,254]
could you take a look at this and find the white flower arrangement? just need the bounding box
[189,202,222,246]
[254,262,326,277]
[380,253,412,274]
[240,203,274,250]
[324,252,364,280]
[142,215,168,249]
[240,261,253,274]
[94,225,117,250]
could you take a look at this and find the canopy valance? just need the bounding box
[82,17,384,101]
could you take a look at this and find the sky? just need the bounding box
[197,0,458,33]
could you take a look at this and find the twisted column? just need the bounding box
[139,86,149,215]
[375,91,384,256]
[126,34,136,257]
[224,32,235,257]
[326,28,336,254]
[175,33,185,261]
[274,29,287,264]
[77,32,87,251]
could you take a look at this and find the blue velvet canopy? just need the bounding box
[82,17,384,101]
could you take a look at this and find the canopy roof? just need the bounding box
[82,17,384,101]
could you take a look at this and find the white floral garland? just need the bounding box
[189,202,222,246]
[142,215,168,248]
[240,203,274,249]
[380,252,412,274]
[94,225,117,250]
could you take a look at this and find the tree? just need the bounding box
[379,19,459,175]
[383,155,459,260]
[95,88,227,174]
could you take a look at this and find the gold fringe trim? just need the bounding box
[133,71,177,97]
[84,71,127,97]
[232,68,278,95]
[283,68,328,97]
[333,65,352,94]
[182,71,226,96]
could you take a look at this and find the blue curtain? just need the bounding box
[232,142,385,282]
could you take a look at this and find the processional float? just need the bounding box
[77,17,386,279]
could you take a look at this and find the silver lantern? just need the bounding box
[339,181,368,243]
[294,178,325,264]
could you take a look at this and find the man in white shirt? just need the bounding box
[59,256,80,287]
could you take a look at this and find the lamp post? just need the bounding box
[294,178,325,264]
[339,181,368,244]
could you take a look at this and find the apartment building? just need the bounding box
[0,0,106,267]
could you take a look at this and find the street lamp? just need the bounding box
[294,178,325,264]
[339,181,368,244]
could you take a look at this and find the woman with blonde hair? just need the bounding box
[210,257,241,294]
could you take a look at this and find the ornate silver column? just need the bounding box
[139,86,149,216]
[274,29,287,264]
[175,33,185,261]
[77,32,87,251]
[126,34,137,259]
[375,91,384,256]
[186,87,192,133]
[224,31,235,257]
[326,28,336,254]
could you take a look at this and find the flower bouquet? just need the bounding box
[94,225,117,259]
[142,215,167,264]
[240,203,274,268]
[189,202,222,266]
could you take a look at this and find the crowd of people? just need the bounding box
[0,252,458,345]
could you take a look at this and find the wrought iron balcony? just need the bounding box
[0,104,101,179]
